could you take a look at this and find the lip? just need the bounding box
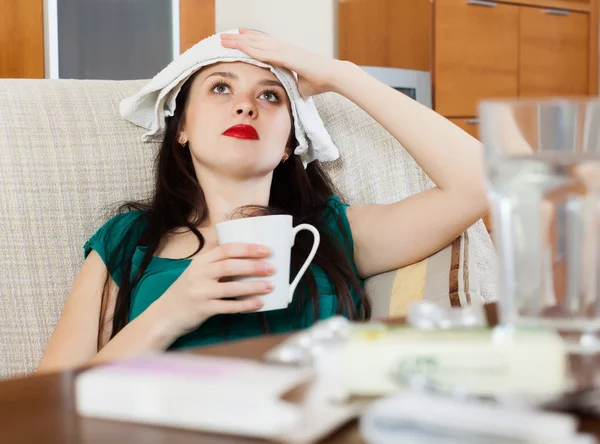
[222,124,260,140]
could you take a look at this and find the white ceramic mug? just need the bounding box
[215,215,320,312]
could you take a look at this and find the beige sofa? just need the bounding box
[0,79,497,379]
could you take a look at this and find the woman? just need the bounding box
[37,30,488,373]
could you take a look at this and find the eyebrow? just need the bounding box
[205,71,284,89]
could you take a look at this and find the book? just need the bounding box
[341,325,567,398]
[75,353,313,439]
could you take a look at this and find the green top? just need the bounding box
[84,195,364,349]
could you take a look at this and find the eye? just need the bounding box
[210,82,231,95]
[259,90,281,103]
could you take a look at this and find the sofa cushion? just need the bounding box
[0,80,496,379]
[366,232,482,319]
[313,93,496,309]
[0,79,155,378]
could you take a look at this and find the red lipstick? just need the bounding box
[222,124,259,140]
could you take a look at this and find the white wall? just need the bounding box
[215,0,337,59]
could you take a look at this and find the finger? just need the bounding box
[216,280,274,299]
[220,34,251,41]
[221,34,263,45]
[207,258,275,279]
[220,36,240,46]
[206,296,265,314]
[238,28,267,36]
[221,38,262,52]
[206,243,271,262]
[220,39,254,54]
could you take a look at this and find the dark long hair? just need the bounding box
[97,70,371,350]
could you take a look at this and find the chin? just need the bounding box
[223,158,279,178]
[225,148,279,168]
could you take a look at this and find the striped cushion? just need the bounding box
[367,232,482,319]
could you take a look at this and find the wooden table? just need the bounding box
[0,334,363,444]
[3,325,600,443]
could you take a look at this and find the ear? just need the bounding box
[178,131,188,146]
[281,146,292,163]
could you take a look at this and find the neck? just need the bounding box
[195,169,273,227]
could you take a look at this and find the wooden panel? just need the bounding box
[338,0,431,70]
[180,0,215,54]
[498,0,590,12]
[519,7,589,97]
[387,0,432,71]
[589,0,599,95]
[0,0,44,78]
[434,0,519,117]
[338,0,388,67]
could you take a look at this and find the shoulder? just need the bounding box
[321,195,350,222]
[318,195,354,250]
[103,209,149,232]
[93,209,149,245]
[84,209,149,261]
[83,209,150,286]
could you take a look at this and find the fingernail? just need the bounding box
[265,282,274,291]
[265,263,275,273]
[258,246,270,254]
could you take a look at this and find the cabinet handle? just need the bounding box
[467,0,498,7]
[466,118,480,125]
[544,8,570,16]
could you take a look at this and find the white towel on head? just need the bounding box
[120,29,339,168]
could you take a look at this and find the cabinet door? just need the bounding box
[387,0,432,71]
[435,0,519,117]
[180,0,215,54]
[519,7,589,97]
[0,0,44,78]
[338,0,388,67]
[338,0,431,71]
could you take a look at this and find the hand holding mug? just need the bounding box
[156,242,275,335]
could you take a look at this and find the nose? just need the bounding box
[233,98,257,118]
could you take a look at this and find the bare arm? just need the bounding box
[217,32,489,279]
[37,243,273,374]
[36,251,178,374]
[330,62,489,278]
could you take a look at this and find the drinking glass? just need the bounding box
[479,98,600,352]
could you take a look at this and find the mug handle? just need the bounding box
[289,224,320,303]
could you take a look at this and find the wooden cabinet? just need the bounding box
[435,0,597,118]
[338,0,388,67]
[501,0,590,10]
[387,0,432,71]
[434,0,520,117]
[180,0,215,53]
[2,0,598,107]
[338,0,431,71]
[0,0,44,78]
[519,7,589,97]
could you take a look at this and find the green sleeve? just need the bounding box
[83,210,147,286]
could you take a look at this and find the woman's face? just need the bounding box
[180,62,293,178]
